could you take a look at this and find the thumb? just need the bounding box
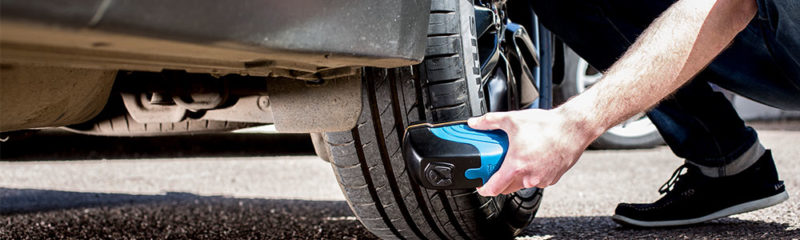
[468,112,508,130]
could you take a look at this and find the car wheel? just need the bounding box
[319,0,546,238]
[556,46,664,149]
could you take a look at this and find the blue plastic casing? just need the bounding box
[429,124,509,185]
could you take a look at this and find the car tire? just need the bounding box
[556,46,664,149]
[320,0,543,238]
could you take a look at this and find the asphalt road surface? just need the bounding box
[1,123,798,239]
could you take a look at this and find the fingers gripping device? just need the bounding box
[402,121,509,189]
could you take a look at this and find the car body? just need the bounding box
[1,0,430,134]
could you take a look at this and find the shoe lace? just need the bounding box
[658,165,688,194]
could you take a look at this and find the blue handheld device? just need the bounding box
[403,121,509,189]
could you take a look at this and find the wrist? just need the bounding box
[554,95,607,143]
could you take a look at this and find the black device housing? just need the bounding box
[403,122,485,189]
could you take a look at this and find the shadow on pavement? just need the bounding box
[523,215,800,239]
[0,130,316,161]
[3,188,797,239]
[0,188,375,239]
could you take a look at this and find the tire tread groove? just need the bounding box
[390,68,451,240]
[366,73,428,240]
[351,127,404,238]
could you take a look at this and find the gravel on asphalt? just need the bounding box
[1,128,798,239]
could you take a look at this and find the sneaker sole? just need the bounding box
[611,190,789,228]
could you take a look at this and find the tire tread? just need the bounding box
[324,0,542,239]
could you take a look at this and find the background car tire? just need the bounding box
[556,46,664,149]
[320,0,543,238]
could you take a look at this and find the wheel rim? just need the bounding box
[475,1,540,112]
[574,58,658,138]
[473,0,545,222]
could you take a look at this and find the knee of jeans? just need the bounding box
[755,0,800,94]
[756,0,800,29]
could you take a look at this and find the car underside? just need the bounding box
[0,0,431,135]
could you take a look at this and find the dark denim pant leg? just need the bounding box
[532,0,785,177]
[646,80,762,178]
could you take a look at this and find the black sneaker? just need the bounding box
[612,150,788,227]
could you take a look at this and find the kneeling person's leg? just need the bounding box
[530,0,790,227]
[612,48,788,228]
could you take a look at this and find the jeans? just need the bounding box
[531,0,800,176]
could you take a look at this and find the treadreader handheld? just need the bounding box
[402,121,509,190]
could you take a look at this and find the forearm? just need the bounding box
[558,0,757,137]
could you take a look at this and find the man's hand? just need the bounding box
[468,108,602,196]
